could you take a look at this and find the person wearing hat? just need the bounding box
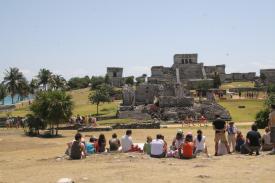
[171,129,184,151]
[227,121,237,152]
[269,104,275,153]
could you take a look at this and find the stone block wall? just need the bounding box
[107,67,124,87]
[204,65,226,78]
[159,96,194,108]
[177,63,204,80]
[186,79,214,90]
[260,69,275,84]
[174,54,198,65]
[135,84,160,105]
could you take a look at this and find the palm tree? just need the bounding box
[29,79,39,95]
[3,67,26,104]
[37,68,52,90]
[17,78,29,101]
[49,74,67,90]
[0,83,7,105]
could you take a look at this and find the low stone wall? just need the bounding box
[112,122,160,129]
[78,126,113,132]
[57,124,82,130]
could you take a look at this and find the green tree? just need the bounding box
[104,74,111,85]
[37,68,52,90]
[29,79,39,95]
[25,114,46,135]
[213,73,221,88]
[255,94,275,128]
[49,74,67,90]
[0,83,7,105]
[267,84,275,94]
[3,67,26,104]
[67,76,90,90]
[260,73,267,83]
[30,90,74,135]
[125,76,134,86]
[89,85,111,116]
[17,78,29,101]
[90,76,105,89]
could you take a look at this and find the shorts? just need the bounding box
[271,127,275,143]
[215,132,228,143]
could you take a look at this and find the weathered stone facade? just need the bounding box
[147,54,215,88]
[107,67,124,87]
[224,72,256,82]
[260,69,275,85]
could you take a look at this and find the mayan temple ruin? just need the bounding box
[117,53,234,122]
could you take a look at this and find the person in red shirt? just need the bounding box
[179,133,196,159]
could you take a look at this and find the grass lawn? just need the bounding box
[218,99,265,122]
[1,87,266,123]
[220,81,255,90]
[0,88,120,118]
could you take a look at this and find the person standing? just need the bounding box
[227,122,237,152]
[269,104,275,153]
[212,115,231,156]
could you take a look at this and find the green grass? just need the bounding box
[220,81,255,90]
[0,88,120,118]
[0,87,266,124]
[218,99,265,122]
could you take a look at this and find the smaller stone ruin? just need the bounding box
[118,83,231,122]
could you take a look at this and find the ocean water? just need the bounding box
[1,95,33,105]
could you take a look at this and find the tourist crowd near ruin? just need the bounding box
[1,0,275,182]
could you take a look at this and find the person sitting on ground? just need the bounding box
[194,129,209,157]
[160,134,168,154]
[98,134,106,153]
[121,130,141,152]
[269,104,275,153]
[261,127,273,151]
[121,130,134,152]
[243,124,261,155]
[179,133,195,159]
[227,121,237,152]
[68,133,86,160]
[109,133,121,152]
[150,134,166,158]
[143,136,152,155]
[171,129,184,151]
[85,136,96,155]
[235,131,245,152]
[212,114,231,156]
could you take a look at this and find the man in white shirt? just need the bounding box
[150,134,166,158]
[121,130,133,152]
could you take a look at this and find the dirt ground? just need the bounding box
[0,126,274,183]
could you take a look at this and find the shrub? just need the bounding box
[255,108,269,129]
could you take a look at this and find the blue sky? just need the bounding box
[0,0,274,80]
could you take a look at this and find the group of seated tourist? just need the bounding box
[68,114,97,127]
[66,129,210,160]
[66,122,274,160]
